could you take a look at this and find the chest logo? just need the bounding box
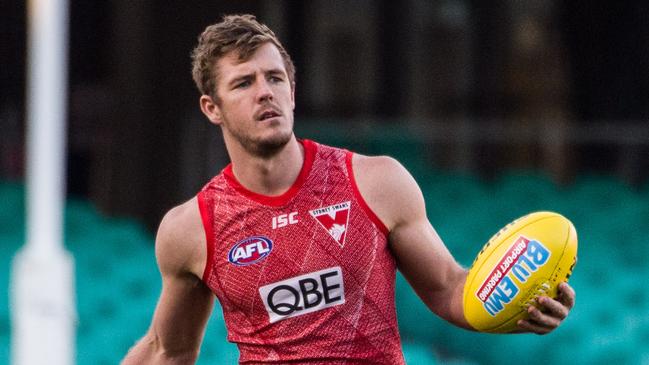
[258,266,345,323]
[309,201,351,247]
[228,236,273,266]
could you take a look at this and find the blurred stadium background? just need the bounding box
[2,1,649,364]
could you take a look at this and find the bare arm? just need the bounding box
[351,155,575,333]
[122,198,215,364]
[352,155,471,329]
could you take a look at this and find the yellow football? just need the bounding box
[463,211,578,333]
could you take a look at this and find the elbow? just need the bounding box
[160,351,200,364]
[153,334,201,364]
[423,267,470,328]
[124,332,199,365]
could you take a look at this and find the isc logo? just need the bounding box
[228,236,273,266]
[272,212,298,229]
[258,267,345,323]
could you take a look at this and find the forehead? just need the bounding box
[217,42,287,81]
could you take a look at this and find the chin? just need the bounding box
[247,131,294,157]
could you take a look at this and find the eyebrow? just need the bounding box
[265,68,285,76]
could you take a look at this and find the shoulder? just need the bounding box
[350,154,426,231]
[351,153,406,176]
[155,197,206,278]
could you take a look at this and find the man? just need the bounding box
[122,14,575,364]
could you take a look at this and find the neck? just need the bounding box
[226,135,304,196]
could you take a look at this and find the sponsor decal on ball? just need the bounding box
[476,236,551,316]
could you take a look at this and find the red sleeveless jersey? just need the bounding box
[197,140,405,364]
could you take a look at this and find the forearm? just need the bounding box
[447,268,473,330]
[121,333,199,365]
[425,267,474,330]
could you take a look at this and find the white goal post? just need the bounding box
[11,0,76,364]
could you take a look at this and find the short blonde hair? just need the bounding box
[191,14,296,99]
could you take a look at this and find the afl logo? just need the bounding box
[228,236,273,266]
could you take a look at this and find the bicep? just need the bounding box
[148,202,215,356]
[352,155,469,327]
[356,155,463,295]
[389,216,467,324]
[387,181,471,328]
[385,172,460,300]
[148,270,215,355]
[390,216,460,291]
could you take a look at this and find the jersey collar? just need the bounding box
[223,139,317,207]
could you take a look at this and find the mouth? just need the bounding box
[257,108,282,122]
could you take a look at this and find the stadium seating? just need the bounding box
[1,167,648,364]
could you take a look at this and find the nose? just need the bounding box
[256,78,274,103]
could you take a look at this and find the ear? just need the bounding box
[290,82,296,110]
[199,94,223,125]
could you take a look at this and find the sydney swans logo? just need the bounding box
[309,201,351,247]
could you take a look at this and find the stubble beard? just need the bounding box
[225,118,294,158]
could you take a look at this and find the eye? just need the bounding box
[235,80,251,89]
[269,75,284,83]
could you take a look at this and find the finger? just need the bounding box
[527,304,562,328]
[537,296,569,320]
[557,282,576,309]
[517,318,552,335]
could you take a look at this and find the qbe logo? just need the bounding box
[258,267,345,323]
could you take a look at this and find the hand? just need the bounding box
[517,282,576,335]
